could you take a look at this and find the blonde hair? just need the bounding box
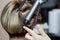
[1,0,24,34]
[1,0,39,34]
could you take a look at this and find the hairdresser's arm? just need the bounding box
[23,26,51,40]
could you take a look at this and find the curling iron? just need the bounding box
[23,0,47,25]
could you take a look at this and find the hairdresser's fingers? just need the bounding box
[23,26,37,38]
[36,25,49,37]
[38,28,51,40]
[25,33,34,40]
[22,10,30,17]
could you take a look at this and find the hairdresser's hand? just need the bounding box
[23,26,51,40]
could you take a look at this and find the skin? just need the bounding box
[23,26,51,40]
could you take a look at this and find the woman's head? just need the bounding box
[1,0,35,34]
